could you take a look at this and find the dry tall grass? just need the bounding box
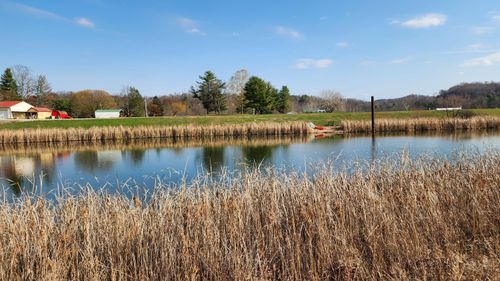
[342,116,500,133]
[0,135,312,155]
[0,122,311,145]
[0,152,498,280]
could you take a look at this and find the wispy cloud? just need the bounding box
[461,52,500,67]
[467,43,485,50]
[393,13,446,29]
[178,17,205,35]
[336,41,349,48]
[294,58,332,69]
[75,17,95,28]
[389,57,413,64]
[10,2,63,19]
[6,2,96,29]
[471,26,493,35]
[360,60,378,66]
[276,26,303,40]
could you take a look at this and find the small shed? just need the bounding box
[35,107,52,119]
[95,109,122,119]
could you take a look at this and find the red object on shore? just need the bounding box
[51,110,72,119]
[314,125,327,130]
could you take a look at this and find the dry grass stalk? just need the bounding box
[342,116,500,133]
[0,122,311,145]
[0,135,312,155]
[0,152,498,280]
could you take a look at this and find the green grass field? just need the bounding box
[0,109,499,130]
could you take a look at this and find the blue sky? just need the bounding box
[1,0,500,100]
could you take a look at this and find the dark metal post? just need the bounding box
[371,96,375,136]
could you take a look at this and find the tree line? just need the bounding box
[2,65,499,118]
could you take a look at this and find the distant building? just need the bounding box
[35,107,52,119]
[436,107,462,111]
[0,101,37,119]
[95,109,122,119]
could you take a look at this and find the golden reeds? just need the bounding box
[0,152,498,280]
[342,116,500,133]
[0,135,312,155]
[0,122,311,145]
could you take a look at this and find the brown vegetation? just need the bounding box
[342,116,500,133]
[0,122,311,145]
[0,135,312,155]
[0,152,498,280]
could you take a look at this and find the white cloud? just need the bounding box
[491,14,500,22]
[396,13,446,29]
[178,17,205,35]
[336,41,349,48]
[461,52,500,67]
[75,17,95,28]
[276,26,303,40]
[295,58,332,69]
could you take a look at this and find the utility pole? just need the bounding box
[144,97,148,117]
[371,96,375,137]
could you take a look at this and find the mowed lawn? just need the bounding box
[0,109,499,130]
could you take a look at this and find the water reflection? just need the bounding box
[200,146,225,172]
[0,131,498,199]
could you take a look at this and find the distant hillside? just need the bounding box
[437,82,500,109]
[342,82,500,112]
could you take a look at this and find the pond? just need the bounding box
[1,130,499,200]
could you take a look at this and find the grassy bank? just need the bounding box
[0,108,499,130]
[0,152,498,280]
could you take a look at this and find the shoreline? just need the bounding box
[0,117,498,145]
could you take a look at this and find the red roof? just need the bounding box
[35,107,52,112]
[0,101,22,108]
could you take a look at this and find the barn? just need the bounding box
[95,109,122,119]
[0,101,37,119]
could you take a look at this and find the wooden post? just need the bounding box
[371,96,375,136]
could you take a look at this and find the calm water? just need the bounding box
[1,131,499,199]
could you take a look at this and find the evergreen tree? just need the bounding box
[243,76,278,114]
[127,87,145,117]
[0,68,20,101]
[191,71,226,114]
[276,86,291,113]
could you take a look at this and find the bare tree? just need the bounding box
[320,90,345,112]
[225,69,249,113]
[34,75,52,106]
[13,65,35,100]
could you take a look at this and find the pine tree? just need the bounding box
[127,87,145,117]
[191,71,226,114]
[0,68,20,101]
[276,86,291,113]
[243,76,278,114]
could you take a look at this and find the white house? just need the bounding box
[95,109,122,119]
[0,101,37,119]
